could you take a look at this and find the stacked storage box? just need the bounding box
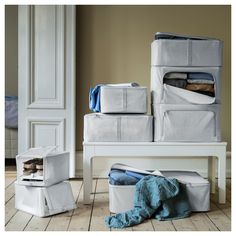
[84,84,153,142]
[151,32,223,142]
[15,147,76,217]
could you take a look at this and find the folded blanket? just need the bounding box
[89,83,140,112]
[187,79,214,85]
[105,175,191,228]
[109,169,140,185]
[164,72,187,79]
[188,72,214,81]
[163,79,187,89]
[125,170,147,180]
[186,84,215,93]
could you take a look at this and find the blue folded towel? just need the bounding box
[105,175,191,228]
[188,72,214,81]
[109,169,140,185]
[125,170,147,180]
[89,85,102,112]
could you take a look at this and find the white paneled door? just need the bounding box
[18,5,76,177]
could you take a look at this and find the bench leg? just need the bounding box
[83,147,93,204]
[218,152,226,204]
[208,156,216,194]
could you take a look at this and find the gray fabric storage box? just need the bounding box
[109,170,210,213]
[84,113,153,142]
[151,33,223,67]
[152,104,221,142]
[151,66,221,104]
[16,147,69,187]
[100,86,147,113]
[15,181,76,217]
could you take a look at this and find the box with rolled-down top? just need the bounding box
[16,147,70,187]
[108,163,210,213]
[100,86,147,113]
[84,113,153,142]
[151,32,223,67]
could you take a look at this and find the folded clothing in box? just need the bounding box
[100,85,147,113]
[84,113,153,142]
[151,32,223,67]
[15,181,76,217]
[108,163,210,213]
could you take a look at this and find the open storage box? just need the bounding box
[15,181,76,217]
[16,147,69,187]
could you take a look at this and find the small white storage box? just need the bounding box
[151,33,223,67]
[100,86,147,113]
[109,171,210,213]
[15,181,76,217]
[152,104,221,142]
[16,147,69,187]
[151,66,221,104]
[84,113,153,142]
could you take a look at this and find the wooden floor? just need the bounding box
[5,169,231,231]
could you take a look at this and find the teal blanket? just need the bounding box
[105,175,191,228]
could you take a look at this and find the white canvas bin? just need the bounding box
[152,104,221,142]
[84,113,153,142]
[16,147,69,187]
[151,66,221,104]
[108,164,210,213]
[15,181,76,217]
[151,33,223,67]
[100,86,147,113]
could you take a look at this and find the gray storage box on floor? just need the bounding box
[15,181,76,217]
[151,32,223,67]
[109,170,210,213]
[100,86,147,113]
[84,113,153,142]
[16,147,69,187]
[151,66,221,104]
[152,104,221,142]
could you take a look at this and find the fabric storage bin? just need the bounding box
[151,66,221,104]
[16,147,69,187]
[109,170,210,213]
[100,86,147,113]
[152,104,221,142]
[151,32,223,67]
[84,113,153,142]
[15,181,76,217]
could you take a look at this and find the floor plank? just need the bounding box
[132,219,154,231]
[24,217,51,231]
[89,179,110,231]
[206,202,231,231]
[5,196,17,225]
[152,219,176,231]
[68,180,97,231]
[5,211,33,231]
[172,218,197,231]
[5,182,15,203]
[5,176,16,189]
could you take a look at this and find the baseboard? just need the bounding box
[75,151,231,178]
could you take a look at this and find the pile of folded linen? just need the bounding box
[84,83,153,142]
[151,32,223,142]
[15,147,76,217]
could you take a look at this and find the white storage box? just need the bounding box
[100,86,147,113]
[151,66,221,104]
[15,181,76,217]
[151,32,223,67]
[108,163,210,213]
[16,147,69,187]
[152,104,221,142]
[84,113,153,142]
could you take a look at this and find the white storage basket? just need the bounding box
[100,86,147,113]
[151,33,223,67]
[109,170,210,213]
[152,104,221,142]
[16,147,69,187]
[15,181,76,217]
[151,66,221,104]
[84,113,153,142]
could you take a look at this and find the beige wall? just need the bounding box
[5,5,18,96]
[76,5,231,151]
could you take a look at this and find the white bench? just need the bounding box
[83,142,227,204]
